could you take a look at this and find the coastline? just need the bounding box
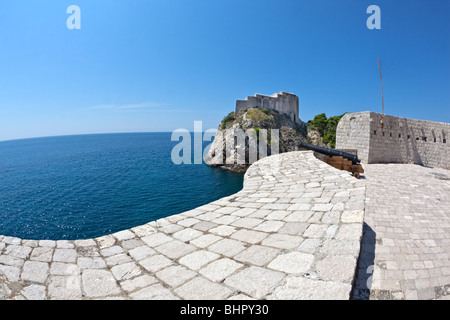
[0,151,366,300]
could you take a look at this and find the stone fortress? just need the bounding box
[235,91,301,124]
[336,111,449,169]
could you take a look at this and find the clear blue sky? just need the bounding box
[0,0,449,141]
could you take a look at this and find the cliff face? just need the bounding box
[307,127,331,148]
[204,108,308,173]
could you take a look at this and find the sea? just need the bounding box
[0,133,244,240]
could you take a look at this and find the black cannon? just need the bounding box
[298,141,364,178]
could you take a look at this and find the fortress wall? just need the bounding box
[255,94,278,110]
[235,92,299,122]
[336,112,372,163]
[368,112,449,168]
[336,111,450,169]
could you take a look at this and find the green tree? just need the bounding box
[308,113,346,148]
[308,113,328,135]
[220,112,235,129]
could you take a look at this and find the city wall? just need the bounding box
[336,111,449,169]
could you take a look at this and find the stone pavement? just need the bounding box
[0,151,365,300]
[352,163,450,300]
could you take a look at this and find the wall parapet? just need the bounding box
[235,91,300,123]
[336,111,449,169]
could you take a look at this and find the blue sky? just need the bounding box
[0,0,449,141]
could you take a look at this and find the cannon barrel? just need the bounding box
[298,141,360,164]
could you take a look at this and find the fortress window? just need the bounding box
[382,132,385,136]
[416,137,419,140]
[390,132,392,137]
[373,130,377,135]
[434,138,436,143]
[398,134,402,138]
[444,139,447,143]
[407,135,411,139]
[422,137,427,142]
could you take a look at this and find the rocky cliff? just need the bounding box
[204,108,309,173]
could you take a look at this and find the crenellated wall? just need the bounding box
[235,91,300,123]
[336,111,449,169]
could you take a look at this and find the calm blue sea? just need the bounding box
[0,133,243,240]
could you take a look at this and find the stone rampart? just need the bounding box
[235,91,300,123]
[336,111,449,169]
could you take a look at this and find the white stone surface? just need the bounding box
[81,269,121,298]
[268,276,352,300]
[268,252,314,274]
[175,277,233,300]
[234,245,280,267]
[178,250,219,271]
[199,258,243,282]
[225,266,286,299]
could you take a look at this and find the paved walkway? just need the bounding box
[0,151,365,300]
[353,163,450,300]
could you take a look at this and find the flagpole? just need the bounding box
[377,57,385,129]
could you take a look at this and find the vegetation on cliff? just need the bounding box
[307,113,346,148]
[206,107,308,173]
[220,112,235,129]
[220,107,308,152]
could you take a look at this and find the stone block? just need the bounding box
[130,284,179,300]
[53,248,77,263]
[268,252,314,274]
[199,258,244,282]
[230,229,268,244]
[139,254,173,273]
[120,275,158,292]
[48,276,82,300]
[175,277,233,300]
[234,245,280,266]
[156,265,197,288]
[261,234,303,250]
[179,250,220,271]
[111,262,142,281]
[30,247,54,262]
[21,261,48,283]
[208,239,246,258]
[154,240,197,260]
[20,284,46,300]
[315,256,357,283]
[127,245,156,261]
[268,276,352,300]
[224,266,285,299]
[81,269,121,298]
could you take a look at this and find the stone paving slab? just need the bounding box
[0,151,365,300]
[352,163,450,300]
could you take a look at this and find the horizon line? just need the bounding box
[0,130,221,144]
